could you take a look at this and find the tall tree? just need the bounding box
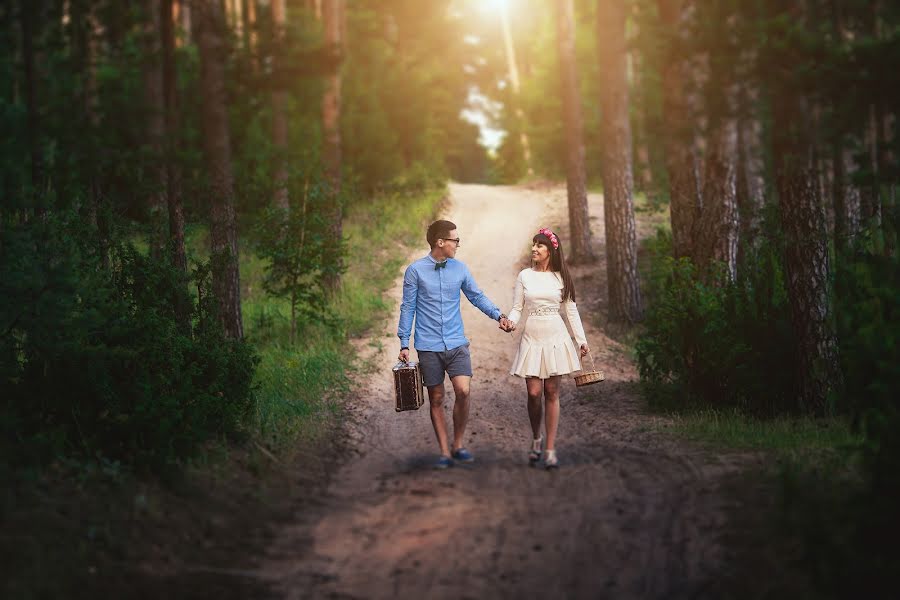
[321,0,344,293]
[555,0,594,263]
[735,79,766,266]
[194,0,244,339]
[144,0,167,260]
[770,7,839,414]
[694,7,739,281]
[596,0,642,321]
[657,0,701,261]
[20,0,45,217]
[162,0,189,328]
[271,0,289,212]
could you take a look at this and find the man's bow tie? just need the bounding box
[434,261,447,270]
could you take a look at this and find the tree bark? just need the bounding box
[177,0,192,45]
[20,0,45,217]
[772,72,839,415]
[657,0,701,261]
[144,0,168,261]
[694,13,739,282]
[696,108,739,281]
[321,0,344,293]
[735,81,766,267]
[271,0,289,212]
[831,136,861,253]
[242,0,256,57]
[596,0,642,322]
[162,0,189,329]
[195,0,244,339]
[555,0,594,263]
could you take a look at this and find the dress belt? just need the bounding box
[528,307,560,316]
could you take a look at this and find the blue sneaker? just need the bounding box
[434,455,454,470]
[451,448,475,463]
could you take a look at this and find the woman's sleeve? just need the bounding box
[563,299,588,347]
[508,270,525,325]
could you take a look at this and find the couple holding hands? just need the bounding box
[397,220,591,470]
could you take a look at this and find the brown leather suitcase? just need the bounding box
[393,361,425,412]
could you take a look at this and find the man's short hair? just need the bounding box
[427,220,457,248]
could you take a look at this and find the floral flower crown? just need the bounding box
[538,227,559,249]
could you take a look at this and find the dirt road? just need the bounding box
[259,183,748,599]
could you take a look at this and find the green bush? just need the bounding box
[784,242,900,596]
[636,229,797,415]
[1,213,257,472]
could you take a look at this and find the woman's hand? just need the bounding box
[580,343,589,357]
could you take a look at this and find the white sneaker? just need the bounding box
[528,437,542,465]
[544,449,558,470]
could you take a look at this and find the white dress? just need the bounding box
[508,268,588,379]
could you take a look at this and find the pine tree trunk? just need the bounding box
[321,0,344,293]
[20,0,45,217]
[177,0,192,45]
[596,0,642,322]
[555,0,594,263]
[696,113,739,281]
[735,82,765,268]
[773,84,839,415]
[144,0,167,261]
[657,0,701,261]
[77,2,109,269]
[271,0,289,212]
[695,19,739,282]
[195,0,244,339]
[162,0,189,329]
[242,0,256,60]
[831,136,861,253]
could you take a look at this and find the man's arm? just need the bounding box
[460,266,503,322]
[397,265,417,358]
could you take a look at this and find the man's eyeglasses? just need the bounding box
[441,238,461,245]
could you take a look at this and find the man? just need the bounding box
[398,219,512,469]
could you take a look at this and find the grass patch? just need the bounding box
[336,188,446,336]
[662,408,862,459]
[132,188,445,451]
[242,187,446,446]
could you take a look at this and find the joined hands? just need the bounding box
[499,316,515,333]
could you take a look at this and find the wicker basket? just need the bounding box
[573,350,605,387]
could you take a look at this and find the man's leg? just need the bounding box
[427,384,451,457]
[449,375,471,452]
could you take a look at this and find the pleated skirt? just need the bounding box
[509,315,582,379]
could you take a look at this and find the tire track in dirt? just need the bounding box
[258,183,749,599]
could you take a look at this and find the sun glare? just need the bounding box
[480,0,511,15]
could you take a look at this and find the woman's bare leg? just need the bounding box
[543,376,561,451]
[525,377,543,439]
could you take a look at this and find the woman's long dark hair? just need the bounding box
[533,232,576,302]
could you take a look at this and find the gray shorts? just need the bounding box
[418,344,473,387]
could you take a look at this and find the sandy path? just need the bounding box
[259,183,747,599]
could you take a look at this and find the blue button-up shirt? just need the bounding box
[398,255,502,352]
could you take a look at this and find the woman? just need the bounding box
[506,227,590,469]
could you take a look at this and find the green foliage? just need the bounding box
[254,338,349,449]
[1,213,257,472]
[836,245,900,430]
[781,237,900,596]
[664,408,860,457]
[340,3,487,191]
[253,180,340,343]
[636,228,797,415]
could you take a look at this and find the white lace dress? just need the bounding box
[507,268,588,379]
